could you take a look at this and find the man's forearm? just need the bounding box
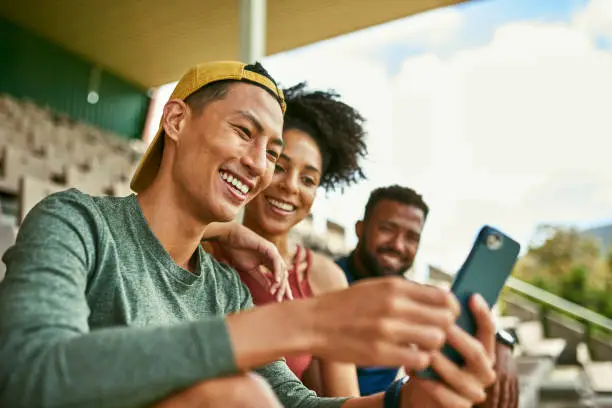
[0,318,237,408]
[227,299,317,370]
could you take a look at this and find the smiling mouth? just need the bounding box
[379,253,402,264]
[219,170,251,196]
[266,197,296,214]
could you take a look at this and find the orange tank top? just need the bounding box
[206,243,315,380]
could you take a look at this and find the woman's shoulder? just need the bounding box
[306,249,350,296]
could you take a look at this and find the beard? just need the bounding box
[355,236,414,278]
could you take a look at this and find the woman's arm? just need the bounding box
[201,223,292,301]
[307,252,361,397]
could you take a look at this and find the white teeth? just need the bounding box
[220,171,250,195]
[268,198,296,212]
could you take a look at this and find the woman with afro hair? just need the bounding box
[207,82,368,397]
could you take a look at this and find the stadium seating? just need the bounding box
[0,93,143,224]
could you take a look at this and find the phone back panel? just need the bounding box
[417,225,520,380]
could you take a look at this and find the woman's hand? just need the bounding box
[202,222,293,301]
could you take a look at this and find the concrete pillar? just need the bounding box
[236,0,267,223]
[239,0,267,63]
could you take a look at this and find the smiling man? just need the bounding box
[336,185,519,407]
[0,62,497,408]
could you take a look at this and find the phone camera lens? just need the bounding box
[486,232,503,250]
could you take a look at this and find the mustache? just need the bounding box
[376,248,404,258]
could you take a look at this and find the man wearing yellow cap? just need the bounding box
[0,61,497,408]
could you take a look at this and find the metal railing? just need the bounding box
[505,277,612,337]
[428,265,612,336]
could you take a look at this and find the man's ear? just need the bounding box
[355,220,364,241]
[162,99,190,143]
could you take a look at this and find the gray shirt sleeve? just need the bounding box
[0,193,238,408]
[236,281,349,408]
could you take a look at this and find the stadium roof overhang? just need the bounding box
[0,0,467,89]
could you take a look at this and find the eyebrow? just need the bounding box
[237,110,284,148]
[279,153,321,174]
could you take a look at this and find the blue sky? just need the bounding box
[375,0,593,73]
[277,0,603,76]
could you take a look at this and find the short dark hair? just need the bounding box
[363,185,429,221]
[184,81,231,113]
[282,82,367,192]
[184,62,281,114]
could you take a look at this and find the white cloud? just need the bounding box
[351,7,464,51]
[521,168,612,224]
[280,6,463,59]
[573,0,612,43]
[390,19,612,270]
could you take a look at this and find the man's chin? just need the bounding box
[377,262,411,277]
[376,261,401,274]
[212,205,241,223]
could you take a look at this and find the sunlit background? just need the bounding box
[146,0,612,276]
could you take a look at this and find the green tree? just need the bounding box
[520,226,606,311]
[529,226,583,276]
[606,242,612,291]
[559,266,587,306]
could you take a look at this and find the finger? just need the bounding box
[251,235,282,276]
[417,378,474,408]
[500,377,511,408]
[500,377,517,408]
[401,281,460,314]
[470,294,496,361]
[272,269,289,295]
[490,378,501,408]
[273,280,283,302]
[383,319,447,351]
[284,282,293,300]
[510,377,519,408]
[446,324,496,387]
[251,265,277,295]
[275,281,292,302]
[429,351,487,404]
[260,243,285,284]
[250,267,273,291]
[400,298,457,329]
[379,344,432,371]
[268,260,287,293]
[270,277,281,293]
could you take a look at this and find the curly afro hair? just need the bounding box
[282,82,368,192]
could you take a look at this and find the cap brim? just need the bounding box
[130,127,164,193]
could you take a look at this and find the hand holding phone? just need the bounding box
[417,225,520,380]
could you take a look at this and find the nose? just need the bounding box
[280,171,299,195]
[389,233,408,254]
[241,142,267,177]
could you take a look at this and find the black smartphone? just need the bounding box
[416,225,521,380]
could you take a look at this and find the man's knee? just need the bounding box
[154,372,282,408]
